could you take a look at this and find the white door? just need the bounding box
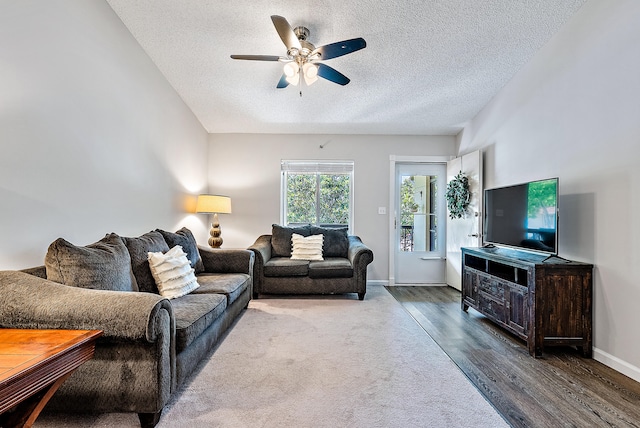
[394,163,447,284]
[445,150,483,290]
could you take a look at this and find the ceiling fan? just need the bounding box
[231,15,366,90]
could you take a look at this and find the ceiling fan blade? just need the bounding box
[317,63,350,86]
[271,15,301,50]
[276,74,290,88]
[230,55,281,61]
[313,37,366,60]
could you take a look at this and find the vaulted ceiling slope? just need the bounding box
[106,0,586,135]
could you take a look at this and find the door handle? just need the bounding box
[468,234,480,238]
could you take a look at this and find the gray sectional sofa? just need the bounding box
[249,225,374,300]
[0,228,253,428]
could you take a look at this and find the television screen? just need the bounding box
[483,178,558,254]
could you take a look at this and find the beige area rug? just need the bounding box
[36,285,507,428]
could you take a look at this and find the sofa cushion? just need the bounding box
[271,224,311,257]
[122,230,170,293]
[157,227,205,274]
[310,226,349,258]
[45,233,138,292]
[171,293,227,352]
[193,273,249,305]
[290,233,324,261]
[148,246,200,299]
[264,257,310,277]
[308,258,354,279]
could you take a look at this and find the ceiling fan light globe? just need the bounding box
[283,62,299,77]
[285,74,300,85]
[303,63,318,78]
[303,74,318,86]
[302,63,319,85]
[284,62,299,85]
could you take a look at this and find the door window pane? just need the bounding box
[399,174,439,252]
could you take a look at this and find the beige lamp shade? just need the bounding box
[196,195,231,248]
[195,195,232,214]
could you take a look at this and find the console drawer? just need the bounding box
[478,291,506,323]
[478,275,506,301]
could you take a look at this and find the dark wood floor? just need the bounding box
[386,285,640,428]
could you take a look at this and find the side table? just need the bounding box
[0,328,102,428]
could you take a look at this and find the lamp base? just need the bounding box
[208,214,223,248]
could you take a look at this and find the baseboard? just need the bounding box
[593,347,640,383]
[367,280,389,286]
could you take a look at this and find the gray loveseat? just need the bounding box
[248,225,373,300]
[0,227,253,427]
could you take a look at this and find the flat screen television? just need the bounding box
[483,178,558,255]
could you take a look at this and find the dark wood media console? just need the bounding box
[461,246,593,357]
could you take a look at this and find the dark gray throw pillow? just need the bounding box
[157,227,205,273]
[271,224,311,257]
[123,230,170,293]
[45,233,138,292]
[310,226,349,258]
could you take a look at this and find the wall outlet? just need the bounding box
[378,207,386,215]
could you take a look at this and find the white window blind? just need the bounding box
[281,160,354,173]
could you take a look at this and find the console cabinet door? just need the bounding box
[506,284,528,338]
[462,269,478,309]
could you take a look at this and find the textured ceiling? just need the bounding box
[106,0,586,135]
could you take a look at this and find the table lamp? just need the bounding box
[195,195,232,248]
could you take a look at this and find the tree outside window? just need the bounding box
[282,161,353,228]
[400,176,419,228]
[286,173,316,224]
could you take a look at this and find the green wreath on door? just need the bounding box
[445,171,470,219]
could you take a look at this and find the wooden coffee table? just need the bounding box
[0,328,102,428]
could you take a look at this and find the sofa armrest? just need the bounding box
[348,236,374,269]
[20,265,46,278]
[247,235,272,297]
[0,270,173,343]
[247,235,272,264]
[198,246,254,275]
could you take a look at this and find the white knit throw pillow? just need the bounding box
[148,245,200,299]
[290,233,324,261]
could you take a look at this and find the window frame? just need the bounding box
[280,160,354,232]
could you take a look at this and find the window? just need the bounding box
[400,174,439,252]
[281,160,354,229]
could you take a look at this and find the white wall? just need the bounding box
[458,0,640,380]
[0,0,209,269]
[207,134,456,281]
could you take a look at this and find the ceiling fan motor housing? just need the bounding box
[293,26,309,41]
[288,26,316,61]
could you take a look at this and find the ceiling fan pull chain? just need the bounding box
[299,68,303,97]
